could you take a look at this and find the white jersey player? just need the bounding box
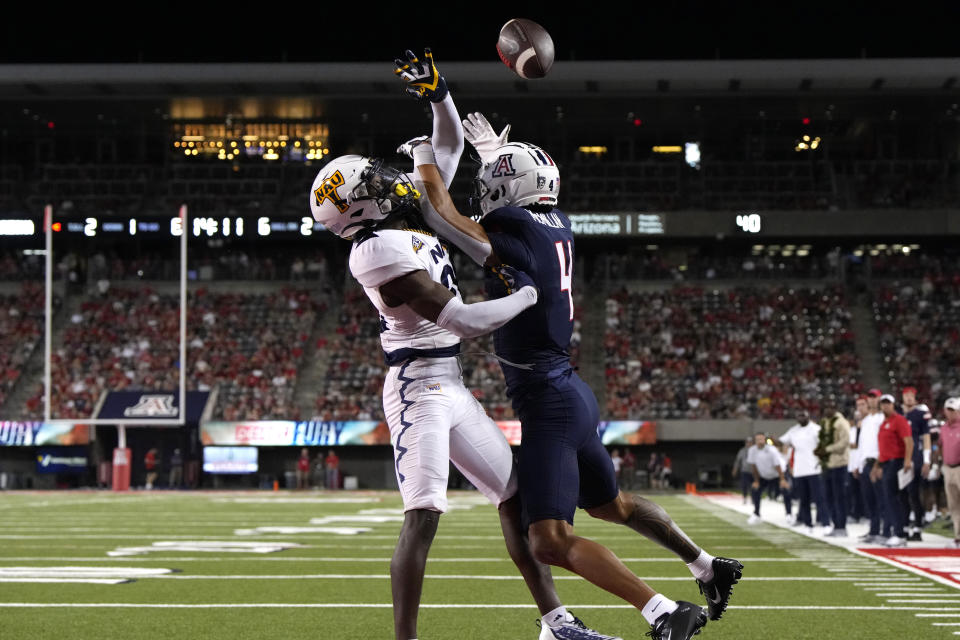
[310,49,618,640]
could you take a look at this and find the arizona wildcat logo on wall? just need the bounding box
[124,395,178,417]
[97,391,210,423]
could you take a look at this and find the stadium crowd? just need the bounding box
[20,286,320,420]
[604,285,862,419]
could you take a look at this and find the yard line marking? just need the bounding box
[932,623,960,625]
[0,578,131,584]
[0,603,957,611]
[888,599,960,603]
[0,568,889,581]
[0,568,172,577]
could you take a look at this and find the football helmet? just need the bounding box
[471,142,560,218]
[310,155,420,240]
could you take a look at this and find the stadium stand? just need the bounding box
[874,273,960,409]
[604,284,863,419]
[18,285,321,420]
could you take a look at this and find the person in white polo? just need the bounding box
[746,432,789,524]
[777,410,831,531]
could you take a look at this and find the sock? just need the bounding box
[541,605,569,628]
[641,594,678,625]
[686,549,715,582]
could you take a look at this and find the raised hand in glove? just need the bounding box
[462,112,511,163]
[394,48,448,103]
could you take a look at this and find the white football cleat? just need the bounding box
[537,612,622,640]
[883,536,907,548]
[747,514,761,525]
[785,513,796,525]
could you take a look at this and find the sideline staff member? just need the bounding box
[872,394,914,547]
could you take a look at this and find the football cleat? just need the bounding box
[696,557,743,621]
[537,612,622,640]
[645,601,708,640]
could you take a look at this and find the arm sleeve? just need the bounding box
[488,231,535,271]
[430,95,463,188]
[417,191,493,265]
[435,286,537,339]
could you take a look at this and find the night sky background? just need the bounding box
[3,1,959,64]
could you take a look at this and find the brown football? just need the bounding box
[496,18,554,79]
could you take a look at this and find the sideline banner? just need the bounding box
[200,419,656,446]
[0,422,90,447]
[35,447,89,473]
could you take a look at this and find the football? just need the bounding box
[496,18,554,79]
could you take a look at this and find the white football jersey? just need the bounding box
[349,228,462,365]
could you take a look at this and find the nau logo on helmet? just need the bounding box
[314,170,349,213]
[491,154,516,178]
[411,236,424,253]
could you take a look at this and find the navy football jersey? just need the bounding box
[481,205,575,392]
[905,406,931,457]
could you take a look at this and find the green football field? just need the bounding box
[0,490,955,639]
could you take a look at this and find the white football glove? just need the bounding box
[462,112,510,163]
[396,135,430,159]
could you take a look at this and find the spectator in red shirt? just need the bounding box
[144,448,158,490]
[939,398,960,547]
[870,394,915,547]
[325,450,340,490]
[296,448,310,490]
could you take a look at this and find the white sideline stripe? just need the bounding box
[0,603,956,611]
[917,614,960,617]
[876,593,950,597]
[933,623,960,625]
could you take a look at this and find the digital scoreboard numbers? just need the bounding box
[736,213,762,234]
[38,216,326,238]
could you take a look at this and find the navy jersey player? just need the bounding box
[412,113,743,640]
[901,386,932,540]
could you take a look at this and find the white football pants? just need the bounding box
[382,357,517,513]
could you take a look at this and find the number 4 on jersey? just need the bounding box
[555,240,573,321]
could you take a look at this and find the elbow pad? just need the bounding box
[435,287,537,339]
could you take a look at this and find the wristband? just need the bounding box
[924,449,932,465]
[412,143,437,167]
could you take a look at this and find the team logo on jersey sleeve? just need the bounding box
[492,154,516,177]
[314,170,349,213]
[411,236,424,253]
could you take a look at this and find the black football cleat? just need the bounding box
[646,601,708,640]
[696,557,743,621]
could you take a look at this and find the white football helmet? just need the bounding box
[310,155,420,239]
[471,142,560,218]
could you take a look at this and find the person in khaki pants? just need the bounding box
[940,398,960,548]
[819,406,851,537]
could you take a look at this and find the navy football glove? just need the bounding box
[394,48,449,103]
[492,264,538,296]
